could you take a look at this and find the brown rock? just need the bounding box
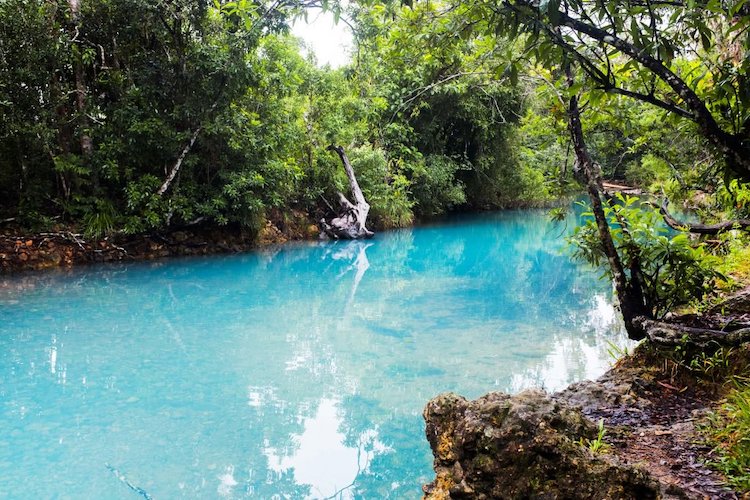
[422,390,660,499]
[172,231,189,243]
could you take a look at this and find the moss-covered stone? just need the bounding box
[423,390,660,499]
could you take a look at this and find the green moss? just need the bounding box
[472,453,496,472]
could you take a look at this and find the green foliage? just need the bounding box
[347,145,415,228]
[0,0,319,234]
[350,1,547,214]
[410,155,467,217]
[370,173,415,228]
[488,0,750,179]
[703,381,750,492]
[516,75,578,195]
[717,180,750,220]
[579,419,611,454]
[3,0,747,242]
[689,346,738,382]
[571,195,725,318]
[83,200,118,240]
[625,154,672,188]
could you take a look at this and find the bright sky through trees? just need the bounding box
[291,8,353,68]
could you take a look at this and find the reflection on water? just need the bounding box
[266,398,388,499]
[0,209,632,498]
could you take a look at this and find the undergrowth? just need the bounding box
[703,379,750,492]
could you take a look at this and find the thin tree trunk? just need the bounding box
[157,125,202,196]
[565,64,649,340]
[68,0,93,158]
[156,100,219,197]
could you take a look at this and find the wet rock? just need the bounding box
[1,212,317,273]
[556,363,652,421]
[258,220,287,245]
[422,389,660,499]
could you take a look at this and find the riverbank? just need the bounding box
[0,210,319,273]
[422,290,750,499]
[0,199,573,274]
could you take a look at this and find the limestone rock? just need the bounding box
[423,389,659,499]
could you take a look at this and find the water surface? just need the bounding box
[0,210,629,498]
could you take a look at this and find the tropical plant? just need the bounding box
[571,194,726,319]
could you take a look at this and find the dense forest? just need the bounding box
[3,0,745,234]
[3,0,749,322]
[2,0,750,491]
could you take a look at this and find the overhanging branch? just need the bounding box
[660,198,750,234]
[598,86,693,119]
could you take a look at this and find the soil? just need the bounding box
[0,209,320,273]
[573,346,750,500]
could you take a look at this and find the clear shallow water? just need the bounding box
[0,209,630,499]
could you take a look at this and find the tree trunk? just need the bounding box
[320,145,374,240]
[567,68,750,345]
[565,64,650,340]
[157,125,202,196]
[69,0,93,158]
[156,100,219,198]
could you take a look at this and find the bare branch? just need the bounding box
[659,198,750,234]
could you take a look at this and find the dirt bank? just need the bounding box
[423,291,750,499]
[0,210,319,274]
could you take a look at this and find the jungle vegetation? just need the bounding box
[3,0,750,488]
[3,0,748,317]
[0,0,747,290]
[0,0,746,233]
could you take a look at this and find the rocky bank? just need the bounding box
[0,211,319,273]
[423,341,749,499]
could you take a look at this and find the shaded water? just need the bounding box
[0,210,630,498]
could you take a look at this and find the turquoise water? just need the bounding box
[0,210,629,499]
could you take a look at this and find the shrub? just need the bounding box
[570,194,725,319]
[410,154,467,217]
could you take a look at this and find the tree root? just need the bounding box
[636,316,750,349]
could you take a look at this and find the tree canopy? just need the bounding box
[0,0,748,266]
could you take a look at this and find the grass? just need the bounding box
[579,418,611,455]
[703,380,750,492]
[606,340,632,363]
[721,243,750,284]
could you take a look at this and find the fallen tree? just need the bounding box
[320,145,374,240]
[660,198,750,235]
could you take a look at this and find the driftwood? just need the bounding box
[320,145,374,240]
[660,198,750,234]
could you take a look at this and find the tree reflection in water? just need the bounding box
[0,209,631,498]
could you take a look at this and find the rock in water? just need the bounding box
[422,389,659,499]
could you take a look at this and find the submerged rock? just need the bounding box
[422,389,659,499]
